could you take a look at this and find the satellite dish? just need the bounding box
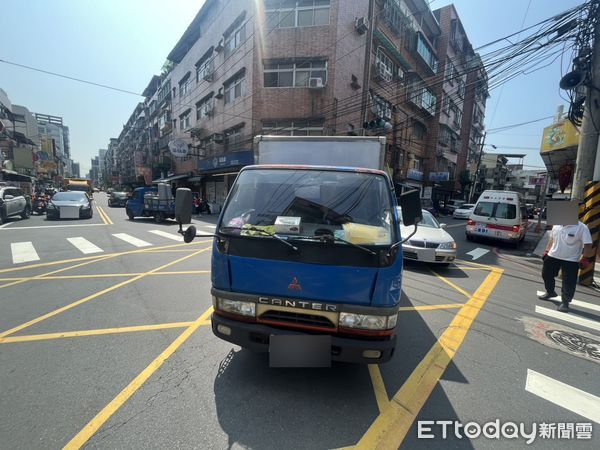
[559,70,585,90]
[168,139,189,157]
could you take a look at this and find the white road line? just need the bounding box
[466,247,490,260]
[535,306,600,332]
[112,233,152,248]
[525,369,600,424]
[536,291,600,313]
[148,230,183,241]
[67,237,104,254]
[0,221,13,229]
[0,223,106,231]
[11,242,40,264]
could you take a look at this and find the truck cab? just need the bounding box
[176,136,421,366]
[126,187,157,220]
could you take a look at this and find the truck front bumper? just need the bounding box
[211,313,396,364]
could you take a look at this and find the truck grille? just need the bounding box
[409,240,439,249]
[259,310,335,329]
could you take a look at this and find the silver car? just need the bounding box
[398,208,457,264]
[453,203,475,219]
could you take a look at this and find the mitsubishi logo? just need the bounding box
[288,277,302,291]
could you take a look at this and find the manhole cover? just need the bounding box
[545,330,600,361]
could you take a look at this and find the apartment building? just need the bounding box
[111,0,485,210]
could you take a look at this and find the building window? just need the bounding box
[262,119,324,136]
[452,105,462,129]
[372,94,392,120]
[224,73,245,104]
[442,96,450,115]
[201,137,215,156]
[224,20,246,58]
[412,121,425,140]
[375,48,394,81]
[264,60,327,87]
[179,74,191,97]
[196,95,214,120]
[196,54,214,82]
[265,0,330,29]
[225,126,244,150]
[179,110,191,130]
[158,111,171,130]
[445,60,455,84]
[416,34,438,72]
[408,83,436,115]
[439,127,450,146]
[456,77,465,99]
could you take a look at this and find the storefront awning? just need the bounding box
[151,174,190,184]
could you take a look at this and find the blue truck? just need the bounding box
[175,136,421,366]
[126,184,176,223]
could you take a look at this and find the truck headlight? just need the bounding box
[438,241,457,250]
[217,298,256,317]
[339,312,397,330]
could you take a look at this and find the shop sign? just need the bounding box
[198,150,254,171]
[407,168,423,181]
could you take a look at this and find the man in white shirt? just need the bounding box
[538,221,593,312]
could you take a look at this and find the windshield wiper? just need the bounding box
[292,234,376,256]
[219,226,299,251]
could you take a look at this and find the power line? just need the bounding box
[486,115,554,133]
[0,58,143,97]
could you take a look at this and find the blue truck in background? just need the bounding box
[126,183,176,223]
[175,136,421,366]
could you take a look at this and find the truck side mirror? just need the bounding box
[175,188,193,225]
[398,189,422,226]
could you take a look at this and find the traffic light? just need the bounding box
[363,118,387,130]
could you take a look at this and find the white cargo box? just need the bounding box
[254,135,386,171]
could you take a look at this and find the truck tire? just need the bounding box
[155,212,165,223]
[127,210,134,220]
[21,206,31,220]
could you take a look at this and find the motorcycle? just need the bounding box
[33,196,47,215]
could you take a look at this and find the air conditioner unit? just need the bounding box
[215,87,224,99]
[309,77,324,89]
[212,133,224,143]
[215,38,224,52]
[374,62,392,82]
[355,17,368,34]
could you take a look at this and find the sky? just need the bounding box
[0,0,585,174]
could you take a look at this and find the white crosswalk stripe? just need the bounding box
[148,230,183,241]
[67,237,104,254]
[525,369,600,424]
[112,233,152,248]
[536,291,600,313]
[11,242,40,264]
[535,305,600,332]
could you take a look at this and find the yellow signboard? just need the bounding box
[540,120,580,153]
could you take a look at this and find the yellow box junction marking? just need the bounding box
[429,268,473,299]
[0,321,201,344]
[356,268,503,449]
[0,247,211,339]
[63,306,214,450]
[368,365,389,413]
[0,240,212,275]
[397,303,464,312]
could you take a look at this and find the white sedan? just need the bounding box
[453,203,475,219]
[398,208,457,264]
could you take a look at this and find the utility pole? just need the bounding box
[360,0,375,136]
[469,132,486,203]
[572,5,600,200]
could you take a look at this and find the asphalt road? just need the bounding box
[0,196,598,449]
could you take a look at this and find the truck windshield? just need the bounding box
[220,168,395,246]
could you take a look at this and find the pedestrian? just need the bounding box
[538,220,593,312]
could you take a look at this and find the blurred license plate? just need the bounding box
[60,207,79,219]
[476,223,488,234]
[269,335,331,368]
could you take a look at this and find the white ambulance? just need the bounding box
[466,190,528,245]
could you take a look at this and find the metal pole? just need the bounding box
[469,132,486,203]
[360,0,375,136]
[572,6,600,199]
